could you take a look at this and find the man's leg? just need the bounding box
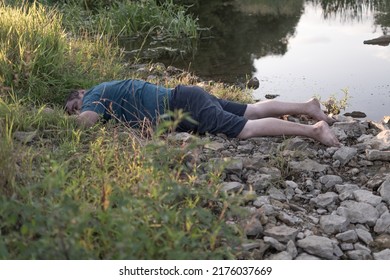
[237,118,340,147]
[244,98,335,124]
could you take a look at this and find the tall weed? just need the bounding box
[0,2,126,103]
[0,3,66,99]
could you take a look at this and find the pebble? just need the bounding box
[198,116,390,259]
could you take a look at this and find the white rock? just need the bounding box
[366,149,390,161]
[336,230,358,242]
[295,253,321,260]
[353,190,382,206]
[310,192,339,208]
[333,146,358,166]
[319,175,343,188]
[337,201,379,226]
[264,225,299,243]
[379,177,390,204]
[319,215,349,234]
[365,130,390,151]
[221,182,244,193]
[289,159,328,172]
[373,249,390,260]
[374,211,390,234]
[296,235,339,260]
[266,251,293,260]
[355,228,374,245]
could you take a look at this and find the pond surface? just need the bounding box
[254,1,390,121]
[158,0,390,121]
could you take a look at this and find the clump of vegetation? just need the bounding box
[0,0,247,259]
[316,88,351,115]
[0,93,245,259]
[0,1,126,103]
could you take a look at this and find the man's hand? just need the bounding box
[75,111,100,128]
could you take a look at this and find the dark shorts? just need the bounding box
[169,85,248,137]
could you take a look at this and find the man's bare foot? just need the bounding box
[312,121,341,147]
[306,98,337,125]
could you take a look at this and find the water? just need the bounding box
[254,2,390,121]
[156,0,390,121]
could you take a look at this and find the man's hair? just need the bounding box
[66,90,81,104]
[64,90,82,114]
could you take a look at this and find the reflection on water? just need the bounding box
[156,0,390,120]
[254,0,390,121]
[160,0,305,82]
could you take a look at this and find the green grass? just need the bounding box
[0,1,251,259]
[0,93,245,259]
[0,1,127,103]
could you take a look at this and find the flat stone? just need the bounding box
[260,204,276,216]
[267,186,287,201]
[310,192,339,208]
[296,235,339,260]
[253,196,270,208]
[266,251,293,260]
[337,201,379,226]
[264,225,299,243]
[365,130,390,151]
[319,215,349,234]
[373,249,390,260]
[264,236,286,251]
[340,243,354,250]
[204,141,225,151]
[366,149,390,161]
[344,111,367,118]
[285,180,299,189]
[241,241,262,251]
[289,159,328,173]
[379,177,390,204]
[353,190,382,206]
[355,243,371,253]
[335,183,360,194]
[347,250,372,260]
[332,127,348,141]
[295,253,321,260]
[221,182,244,193]
[335,230,358,243]
[319,175,343,188]
[224,158,244,174]
[237,143,255,153]
[335,184,360,201]
[277,212,302,226]
[366,174,386,190]
[374,211,390,234]
[286,240,298,258]
[242,156,268,170]
[332,121,363,138]
[355,228,374,245]
[333,146,358,166]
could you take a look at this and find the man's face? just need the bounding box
[66,90,85,115]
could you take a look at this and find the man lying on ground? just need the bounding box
[65,79,340,147]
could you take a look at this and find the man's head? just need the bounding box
[65,89,85,115]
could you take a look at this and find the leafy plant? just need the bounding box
[316,88,351,115]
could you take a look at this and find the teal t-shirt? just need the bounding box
[81,80,172,126]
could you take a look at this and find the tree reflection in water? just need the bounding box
[154,0,390,83]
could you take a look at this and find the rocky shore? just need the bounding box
[178,114,390,260]
[114,63,390,259]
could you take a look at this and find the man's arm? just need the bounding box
[75,111,100,128]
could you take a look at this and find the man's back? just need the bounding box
[81,79,172,125]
